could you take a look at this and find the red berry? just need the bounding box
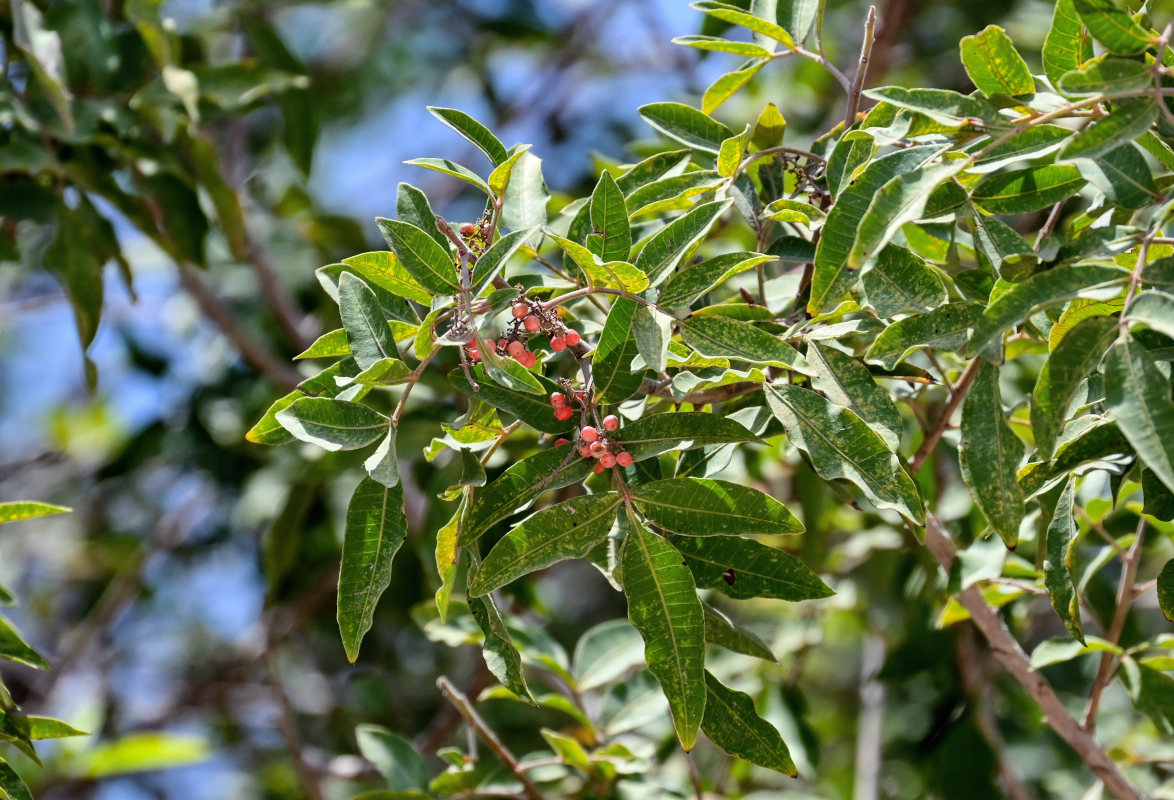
[602,414,619,432]
[564,330,581,346]
[507,340,525,358]
[459,222,476,237]
[589,441,605,456]
[600,453,617,468]
[550,336,566,352]
[592,461,605,474]
[580,426,598,442]
[512,303,529,319]
[524,315,541,333]
[616,451,632,467]
[554,438,570,446]
[519,351,536,368]
[551,392,566,407]
[466,347,479,361]
[579,443,593,458]
[497,338,508,352]
[554,406,573,421]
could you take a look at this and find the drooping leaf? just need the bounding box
[338,479,407,663]
[1072,0,1154,55]
[765,384,924,523]
[959,360,1025,546]
[468,586,535,703]
[45,207,104,352]
[1105,336,1174,492]
[1126,289,1174,341]
[0,503,69,524]
[701,671,796,775]
[427,107,509,166]
[673,535,832,600]
[1044,0,1095,88]
[614,412,759,462]
[866,302,986,369]
[1123,662,1174,736]
[960,25,1035,97]
[807,342,903,451]
[702,603,776,662]
[971,165,1087,215]
[680,315,809,371]
[434,504,462,623]
[377,219,458,295]
[621,521,706,750]
[1031,316,1118,459]
[860,245,948,317]
[276,397,388,452]
[633,304,673,374]
[1044,479,1085,641]
[593,298,646,404]
[631,478,802,535]
[572,619,647,691]
[469,493,623,596]
[635,200,733,287]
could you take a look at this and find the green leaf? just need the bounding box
[338,479,407,663]
[631,478,802,535]
[434,503,462,622]
[0,503,69,524]
[45,207,104,352]
[1018,420,1131,497]
[627,171,724,218]
[0,617,49,670]
[427,107,509,166]
[295,329,351,360]
[404,157,493,197]
[703,62,766,114]
[376,219,458,295]
[674,535,832,600]
[1031,316,1118,459]
[468,589,535,703]
[471,227,537,294]
[593,298,646,404]
[866,302,985,369]
[396,182,449,251]
[810,145,940,314]
[971,165,1087,215]
[1126,288,1174,341]
[340,251,434,307]
[488,146,531,199]
[450,366,571,434]
[679,315,809,371]
[636,200,732,287]
[246,360,360,446]
[825,133,875,198]
[1060,100,1159,161]
[808,343,903,451]
[479,343,545,395]
[970,125,1073,172]
[1044,0,1095,88]
[959,360,1025,546]
[1105,336,1174,493]
[338,273,400,371]
[591,171,632,262]
[690,1,796,48]
[276,397,388,452]
[615,150,694,195]
[701,671,796,775]
[572,619,647,691]
[971,212,1037,280]
[765,384,924,523]
[861,245,947,317]
[622,521,706,750]
[702,602,776,661]
[356,725,430,792]
[1044,479,1085,642]
[470,493,621,596]
[861,87,993,126]
[0,761,32,800]
[1058,56,1150,96]
[672,35,774,57]
[1079,143,1160,209]
[633,304,673,374]
[24,716,86,740]
[462,445,595,545]
[1159,560,1174,623]
[11,0,72,132]
[548,234,649,293]
[364,425,400,488]
[966,266,1128,355]
[614,412,759,462]
[500,150,550,233]
[658,252,772,307]
[638,102,734,154]
[1072,0,1154,55]
[960,25,1035,97]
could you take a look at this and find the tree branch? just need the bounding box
[844,6,878,128]
[908,357,981,473]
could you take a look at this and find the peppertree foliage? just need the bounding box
[244,1,1174,797]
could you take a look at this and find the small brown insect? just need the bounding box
[722,569,736,585]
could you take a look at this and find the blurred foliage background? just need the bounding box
[0,0,1132,798]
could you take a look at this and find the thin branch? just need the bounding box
[924,516,1142,800]
[908,358,981,473]
[247,235,315,352]
[436,676,547,800]
[844,6,878,128]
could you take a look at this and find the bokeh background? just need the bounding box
[0,1,1099,798]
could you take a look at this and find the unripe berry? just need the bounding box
[580,426,598,442]
[512,303,529,319]
[554,405,573,421]
[550,336,566,352]
[507,340,525,358]
[554,438,569,446]
[602,414,619,432]
[524,315,541,333]
[616,451,633,467]
[551,392,566,407]
[459,222,476,237]
[592,461,605,474]
[564,330,581,346]
[599,452,617,468]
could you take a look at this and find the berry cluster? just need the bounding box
[550,397,632,473]
[465,299,583,369]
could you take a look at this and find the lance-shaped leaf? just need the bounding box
[337,479,407,662]
[1060,100,1159,162]
[376,218,458,295]
[703,62,765,114]
[765,384,923,523]
[435,504,462,623]
[808,343,903,451]
[1158,560,1174,623]
[1086,143,1160,209]
[24,717,86,740]
[658,252,772,307]
[355,725,430,792]
[462,445,595,544]
[548,235,648,293]
[594,297,646,404]
[468,587,535,704]
[334,251,433,308]
[591,171,632,262]
[971,212,1037,279]
[810,145,940,313]
[861,87,993,125]
[0,503,69,524]
[1125,288,1174,340]
[861,245,947,318]
[680,315,809,371]
[674,535,832,601]
[470,493,623,596]
[451,366,570,433]
[825,133,875,198]
[638,101,733,153]
[633,304,673,373]
[471,227,536,294]
[1044,0,1094,87]
[396,182,449,251]
[615,149,694,194]
[702,602,776,661]
[960,25,1035,97]
[0,761,32,800]
[692,0,796,47]
[635,200,732,287]
[276,397,388,451]
[971,165,1087,215]
[866,302,985,370]
[1031,316,1118,459]
[1105,336,1174,492]
[248,359,362,446]
[338,273,399,370]
[1073,0,1154,55]
[1059,56,1150,96]
[500,150,549,233]
[614,412,759,462]
[427,107,508,166]
[966,266,1128,355]
[630,478,802,535]
[621,521,706,750]
[672,34,774,58]
[628,171,723,218]
[1045,479,1084,642]
[0,617,49,670]
[959,360,1025,547]
[1018,420,1131,497]
[701,671,796,775]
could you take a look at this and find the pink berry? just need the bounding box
[550,336,566,352]
[616,451,632,467]
[564,330,581,346]
[524,315,541,333]
[589,441,605,456]
[512,303,529,319]
[554,438,569,446]
[580,426,598,443]
[579,443,593,458]
[507,340,525,358]
[554,406,573,421]
[592,461,605,474]
[600,453,617,468]
[519,351,536,368]
[602,415,619,432]
[551,392,566,407]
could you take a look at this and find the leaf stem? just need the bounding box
[908,357,981,473]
